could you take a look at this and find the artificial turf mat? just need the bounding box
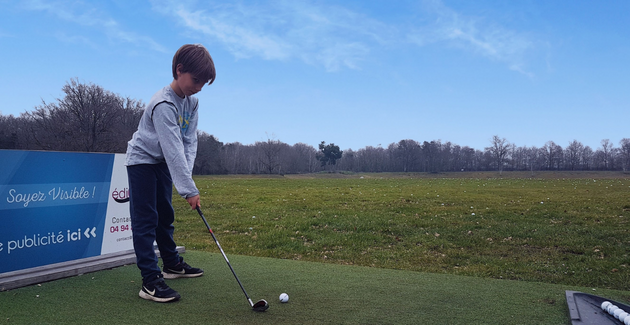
[1,250,627,324]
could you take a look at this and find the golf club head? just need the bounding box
[252,299,269,312]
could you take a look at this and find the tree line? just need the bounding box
[0,79,144,153]
[1,80,629,174]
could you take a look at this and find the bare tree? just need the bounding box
[24,78,143,152]
[221,142,242,174]
[0,115,19,149]
[598,139,614,170]
[540,141,563,170]
[288,143,318,173]
[441,141,455,171]
[394,139,421,172]
[565,140,584,170]
[256,138,285,174]
[522,146,539,174]
[422,141,442,172]
[337,148,355,172]
[355,145,386,172]
[581,146,593,170]
[193,132,225,174]
[449,144,463,171]
[456,146,478,171]
[486,135,510,173]
[620,138,630,172]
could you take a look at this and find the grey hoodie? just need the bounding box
[126,85,199,198]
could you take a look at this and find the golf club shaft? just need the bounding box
[196,207,254,307]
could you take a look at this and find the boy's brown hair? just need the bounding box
[172,44,216,85]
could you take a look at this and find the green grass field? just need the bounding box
[176,171,630,290]
[2,171,630,324]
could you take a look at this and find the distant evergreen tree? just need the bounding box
[317,141,343,169]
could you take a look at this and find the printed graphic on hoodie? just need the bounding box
[179,111,191,136]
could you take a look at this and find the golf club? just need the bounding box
[195,206,269,312]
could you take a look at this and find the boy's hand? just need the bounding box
[186,195,200,209]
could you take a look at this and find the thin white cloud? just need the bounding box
[408,0,536,76]
[174,5,292,61]
[151,0,394,72]
[150,0,538,74]
[314,42,370,71]
[20,0,167,53]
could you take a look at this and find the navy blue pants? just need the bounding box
[127,163,181,282]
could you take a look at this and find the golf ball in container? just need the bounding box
[602,301,611,310]
[615,309,625,319]
[624,315,630,325]
[279,293,289,303]
[619,312,629,321]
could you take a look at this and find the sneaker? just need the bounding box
[139,277,181,303]
[162,259,204,279]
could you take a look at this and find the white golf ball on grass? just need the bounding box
[279,293,289,303]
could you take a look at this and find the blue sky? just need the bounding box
[1,0,628,152]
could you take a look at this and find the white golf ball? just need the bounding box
[602,301,612,310]
[615,309,625,319]
[618,312,628,321]
[279,293,289,303]
[624,314,630,325]
[609,305,618,314]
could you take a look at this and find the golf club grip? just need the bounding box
[195,207,254,306]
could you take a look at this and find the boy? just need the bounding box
[125,44,216,303]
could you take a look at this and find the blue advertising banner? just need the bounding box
[0,150,132,274]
